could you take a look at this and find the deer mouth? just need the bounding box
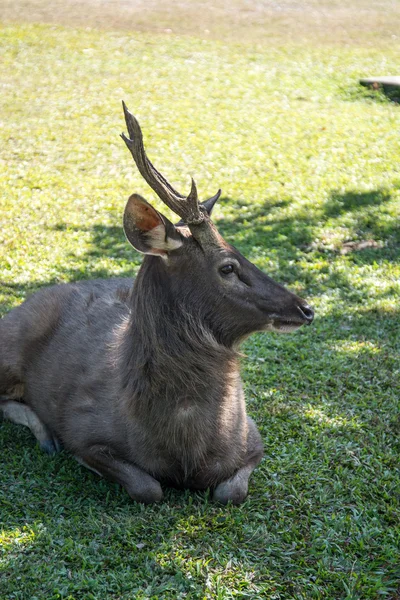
[263,319,305,334]
[263,304,314,333]
[273,320,305,333]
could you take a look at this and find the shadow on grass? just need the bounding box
[324,189,392,216]
[1,186,398,315]
[341,83,400,105]
[245,306,400,406]
[1,218,399,596]
[220,186,397,256]
[1,295,399,596]
[0,416,294,597]
[2,189,399,416]
[219,187,399,305]
[0,449,212,596]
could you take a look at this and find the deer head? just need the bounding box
[121,103,313,347]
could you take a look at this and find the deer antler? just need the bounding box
[121,102,206,225]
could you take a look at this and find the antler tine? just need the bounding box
[121,102,205,224]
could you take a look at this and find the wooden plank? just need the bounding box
[360,76,400,89]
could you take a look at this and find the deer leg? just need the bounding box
[0,400,61,454]
[213,416,263,505]
[78,444,163,504]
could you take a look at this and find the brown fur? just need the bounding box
[0,112,314,504]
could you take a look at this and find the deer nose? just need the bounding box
[297,304,314,324]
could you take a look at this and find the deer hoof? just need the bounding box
[212,476,249,505]
[40,436,62,455]
[129,479,164,504]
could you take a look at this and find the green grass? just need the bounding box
[1,21,400,600]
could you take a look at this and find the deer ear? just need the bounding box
[123,194,183,256]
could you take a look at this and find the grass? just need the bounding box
[0,17,400,600]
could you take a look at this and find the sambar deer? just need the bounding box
[0,103,314,504]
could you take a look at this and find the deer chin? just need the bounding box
[263,321,304,334]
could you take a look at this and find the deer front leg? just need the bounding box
[213,416,263,505]
[78,444,163,504]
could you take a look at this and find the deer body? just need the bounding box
[0,105,313,504]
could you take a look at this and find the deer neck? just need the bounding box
[117,258,239,417]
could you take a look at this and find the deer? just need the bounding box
[0,103,314,504]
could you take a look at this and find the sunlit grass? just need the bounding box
[0,525,38,551]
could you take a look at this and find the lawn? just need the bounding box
[0,15,399,600]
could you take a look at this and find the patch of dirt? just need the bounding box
[340,239,383,254]
[0,0,399,45]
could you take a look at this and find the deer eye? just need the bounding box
[220,264,235,275]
